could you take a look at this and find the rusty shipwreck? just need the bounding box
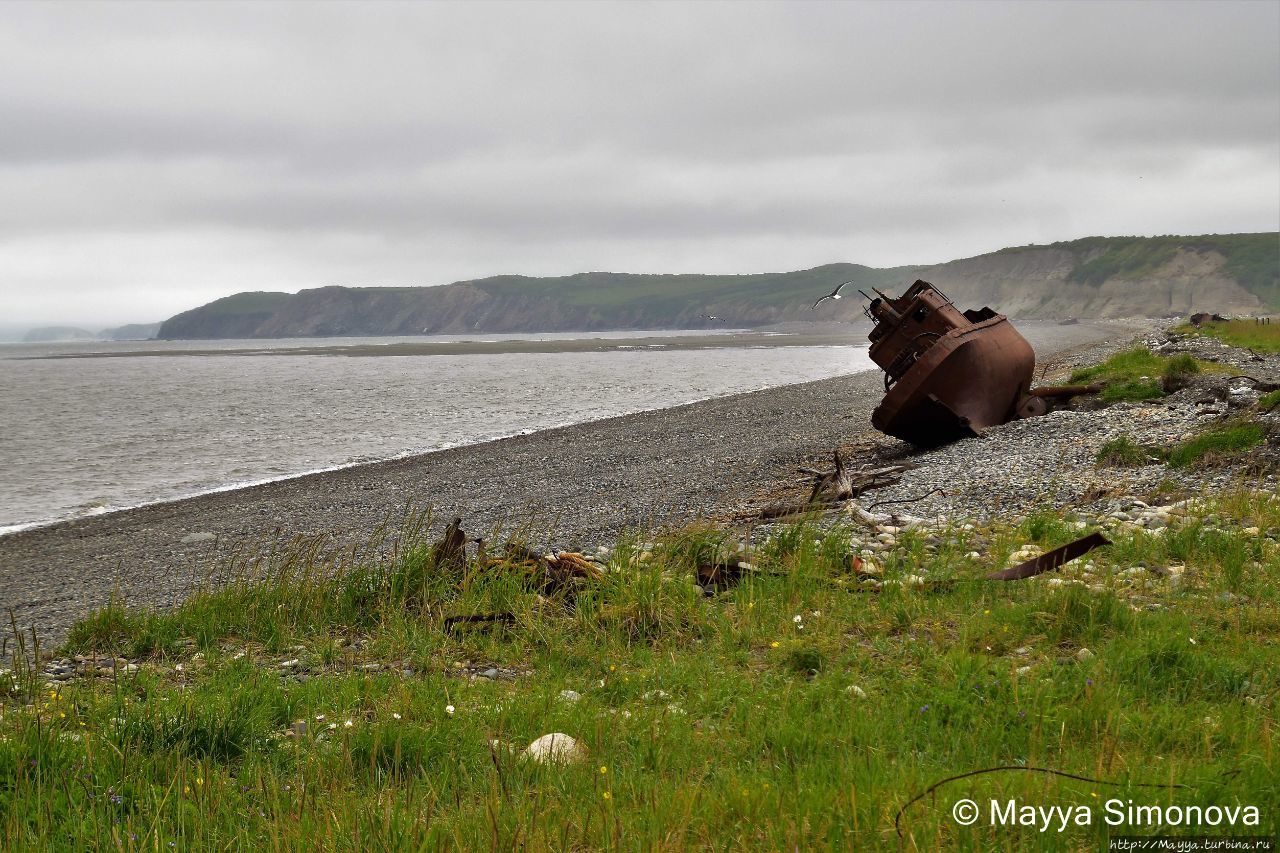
[866,280,1036,447]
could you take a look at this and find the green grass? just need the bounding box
[1069,347,1233,402]
[1261,389,1280,412]
[1167,423,1267,469]
[2,493,1277,850]
[1071,348,1167,385]
[1179,319,1280,353]
[1161,352,1201,391]
[1096,435,1159,467]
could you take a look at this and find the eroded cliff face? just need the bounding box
[920,248,1263,319]
[157,240,1275,338]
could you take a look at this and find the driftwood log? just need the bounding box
[499,542,602,599]
[761,450,915,519]
[428,517,467,568]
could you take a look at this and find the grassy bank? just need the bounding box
[1177,319,1280,354]
[2,484,1277,849]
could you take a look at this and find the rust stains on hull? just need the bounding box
[867,280,1035,447]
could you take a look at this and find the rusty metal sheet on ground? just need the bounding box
[986,531,1111,581]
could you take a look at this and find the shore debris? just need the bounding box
[443,612,516,633]
[986,532,1111,581]
[761,450,914,518]
[497,543,602,599]
[428,517,467,567]
[864,280,1105,446]
[866,280,1036,446]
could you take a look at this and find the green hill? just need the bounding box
[157,233,1278,338]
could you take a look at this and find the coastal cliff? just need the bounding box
[158,233,1277,338]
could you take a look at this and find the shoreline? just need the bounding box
[1,355,874,537]
[0,320,1140,643]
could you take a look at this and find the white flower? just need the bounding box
[392,713,402,720]
[327,723,337,730]
[445,705,456,716]
[315,714,326,721]
[793,615,803,623]
[343,719,353,728]
[810,610,821,618]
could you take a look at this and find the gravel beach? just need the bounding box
[0,321,1150,643]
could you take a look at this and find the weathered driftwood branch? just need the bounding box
[497,542,601,599]
[762,450,914,518]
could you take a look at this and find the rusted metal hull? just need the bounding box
[866,280,1035,447]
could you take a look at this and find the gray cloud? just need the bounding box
[0,0,1275,326]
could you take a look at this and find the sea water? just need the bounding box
[0,331,871,533]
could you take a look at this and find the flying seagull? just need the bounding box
[811,279,855,309]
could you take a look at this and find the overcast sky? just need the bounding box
[1,0,1276,327]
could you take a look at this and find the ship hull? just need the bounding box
[871,315,1034,447]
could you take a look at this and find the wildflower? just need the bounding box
[609,665,616,672]
[1086,678,1093,686]
[327,723,337,730]
[183,786,190,795]
[601,791,611,801]
[770,642,780,649]
[599,766,608,775]
[983,609,991,615]
[793,615,802,623]
[811,611,821,618]
[1189,637,1197,645]
[343,719,353,728]
[392,713,402,720]
[445,705,455,716]
[747,601,754,610]
[920,705,929,713]
[315,714,326,721]
[196,777,204,785]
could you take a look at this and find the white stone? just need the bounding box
[1075,647,1095,661]
[523,733,586,764]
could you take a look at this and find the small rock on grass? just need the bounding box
[522,733,587,765]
